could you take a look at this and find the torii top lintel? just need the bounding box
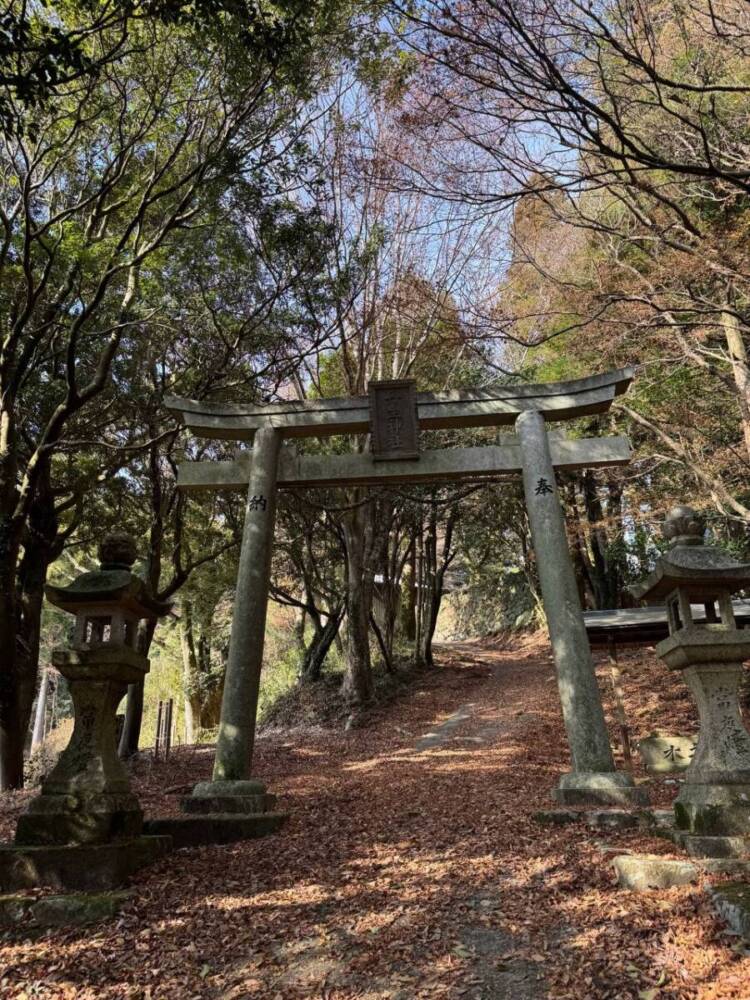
[164,367,633,441]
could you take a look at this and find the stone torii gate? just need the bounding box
[167,369,647,811]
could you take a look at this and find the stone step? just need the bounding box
[143,812,287,848]
[612,854,699,890]
[534,807,675,831]
[698,857,750,876]
[681,834,750,859]
[613,852,750,891]
[0,835,172,892]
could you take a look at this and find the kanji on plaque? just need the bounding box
[368,380,420,461]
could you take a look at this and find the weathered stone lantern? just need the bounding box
[632,506,750,857]
[0,533,172,891]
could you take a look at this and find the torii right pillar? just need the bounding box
[516,410,647,806]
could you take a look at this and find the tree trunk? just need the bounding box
[0,398,23,789]
[370,611,395,673]
[180,600,199,744]
[341,495,374,705]
[0,568,23,789]
[31,669,50,752]
[401,543,417,642]
[198,632,224,728]
[1,457,60,789]
[417,498,458,667]
[300,608,342,682]
[371,497,401,668]
[293,607,307,656]
[16,544,54,757]
[418,501,437,667]
[118,619,157,757]
[567,481,595,610]
[414,511,425,666]
[119,426,166,759]
[722,309,750,464]
[118,680,145,758]
[581,471,621,610]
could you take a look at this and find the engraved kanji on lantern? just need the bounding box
[632,506,750,858]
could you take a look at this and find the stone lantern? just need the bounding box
[632,505,750,858]
[0,533,172,891]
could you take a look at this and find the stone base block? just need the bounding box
[0,835,171,892]
[681,834,750,859]
[181,794,276,815]
[585,809,640,831]
[699,858,750,876]
[674,786,750,838]
[553,771,650,808]
[646,809,676,829]
[709,883,750,939]
[143,812,287,849]
[192,779,267,798]
[0,890,132,929]
[612,854,699,890]
[15,793,143,846]
[533,807,672,831]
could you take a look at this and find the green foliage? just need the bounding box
[257,642,302,723]
[0,0,360,135]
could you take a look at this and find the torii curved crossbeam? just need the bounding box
[165,367,633,440]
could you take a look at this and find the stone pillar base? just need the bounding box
[553,771,650,807]
[182,793,275,814]
[192,778,267,797]
[184,779,274,814]
[157,779,286,846]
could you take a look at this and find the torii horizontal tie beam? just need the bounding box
[165,368,633,441]
[176,435,631,492]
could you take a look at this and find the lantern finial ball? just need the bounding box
[98,532,137,570]
[663,505,705,548]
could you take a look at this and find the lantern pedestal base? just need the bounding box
[553,771,650,807]
[674,780,750,839]
[0,835,172,892]
[15,792,144,847]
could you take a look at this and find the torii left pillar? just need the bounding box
[190,426,282,808]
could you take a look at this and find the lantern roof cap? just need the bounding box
[631,506,750,603]
[45,532,170,619]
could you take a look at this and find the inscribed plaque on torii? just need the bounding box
[368,380,420,461]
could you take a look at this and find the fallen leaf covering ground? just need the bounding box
[1,634,748,999]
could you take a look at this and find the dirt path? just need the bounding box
[1,637,748,999]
